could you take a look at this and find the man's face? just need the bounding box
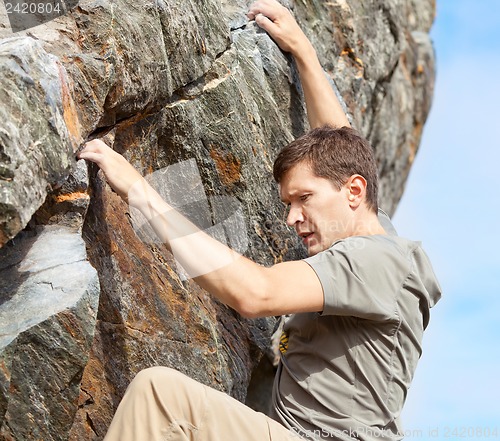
[279,163,352,256]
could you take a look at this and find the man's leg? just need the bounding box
[104,366,301,441]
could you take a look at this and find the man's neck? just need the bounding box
[351,209,387,237]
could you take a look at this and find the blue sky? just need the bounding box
[393,0,500,438]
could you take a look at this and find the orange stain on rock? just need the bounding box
[209,146,241,187]
[341,47,364,68]
[58,64,83,151]
[53,192,90,203]
[409,122,424,164]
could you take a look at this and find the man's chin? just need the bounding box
[306,243,321,257]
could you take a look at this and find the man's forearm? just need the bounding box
[134,183,267,316]
[292,42,350,129]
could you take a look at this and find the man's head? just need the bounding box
[273,126,380,255]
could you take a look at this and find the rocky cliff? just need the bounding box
[0,0,435,439]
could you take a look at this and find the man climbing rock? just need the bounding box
[78,1,441,440]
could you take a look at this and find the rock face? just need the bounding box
[0,0,436,439]
[0,36,81,247]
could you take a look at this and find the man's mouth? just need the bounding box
[299,232,314,245]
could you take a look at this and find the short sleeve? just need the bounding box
[304,236,410,321]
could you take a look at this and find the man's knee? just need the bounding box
[125,366,206,421]
[129,366,203,398]
[128,366,184,394]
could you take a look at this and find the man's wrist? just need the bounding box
[128,180,167,219]
[292,40,318,68]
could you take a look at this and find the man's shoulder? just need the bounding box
[306,234,416,282]
[330,232,415,256]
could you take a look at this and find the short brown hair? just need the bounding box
[273,126,379,212]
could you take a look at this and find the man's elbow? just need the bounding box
[214,265,277,318]
[233,287,273,319]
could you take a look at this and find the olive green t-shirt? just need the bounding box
[270,212,441,440]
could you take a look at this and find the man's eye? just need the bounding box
[300,194,310,202]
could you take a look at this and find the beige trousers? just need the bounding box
[104,367,302,441]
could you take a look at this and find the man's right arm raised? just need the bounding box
[248,0,350,129]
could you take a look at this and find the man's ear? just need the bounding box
[346,174,367,208]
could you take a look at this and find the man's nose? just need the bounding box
[286,206,304,226]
